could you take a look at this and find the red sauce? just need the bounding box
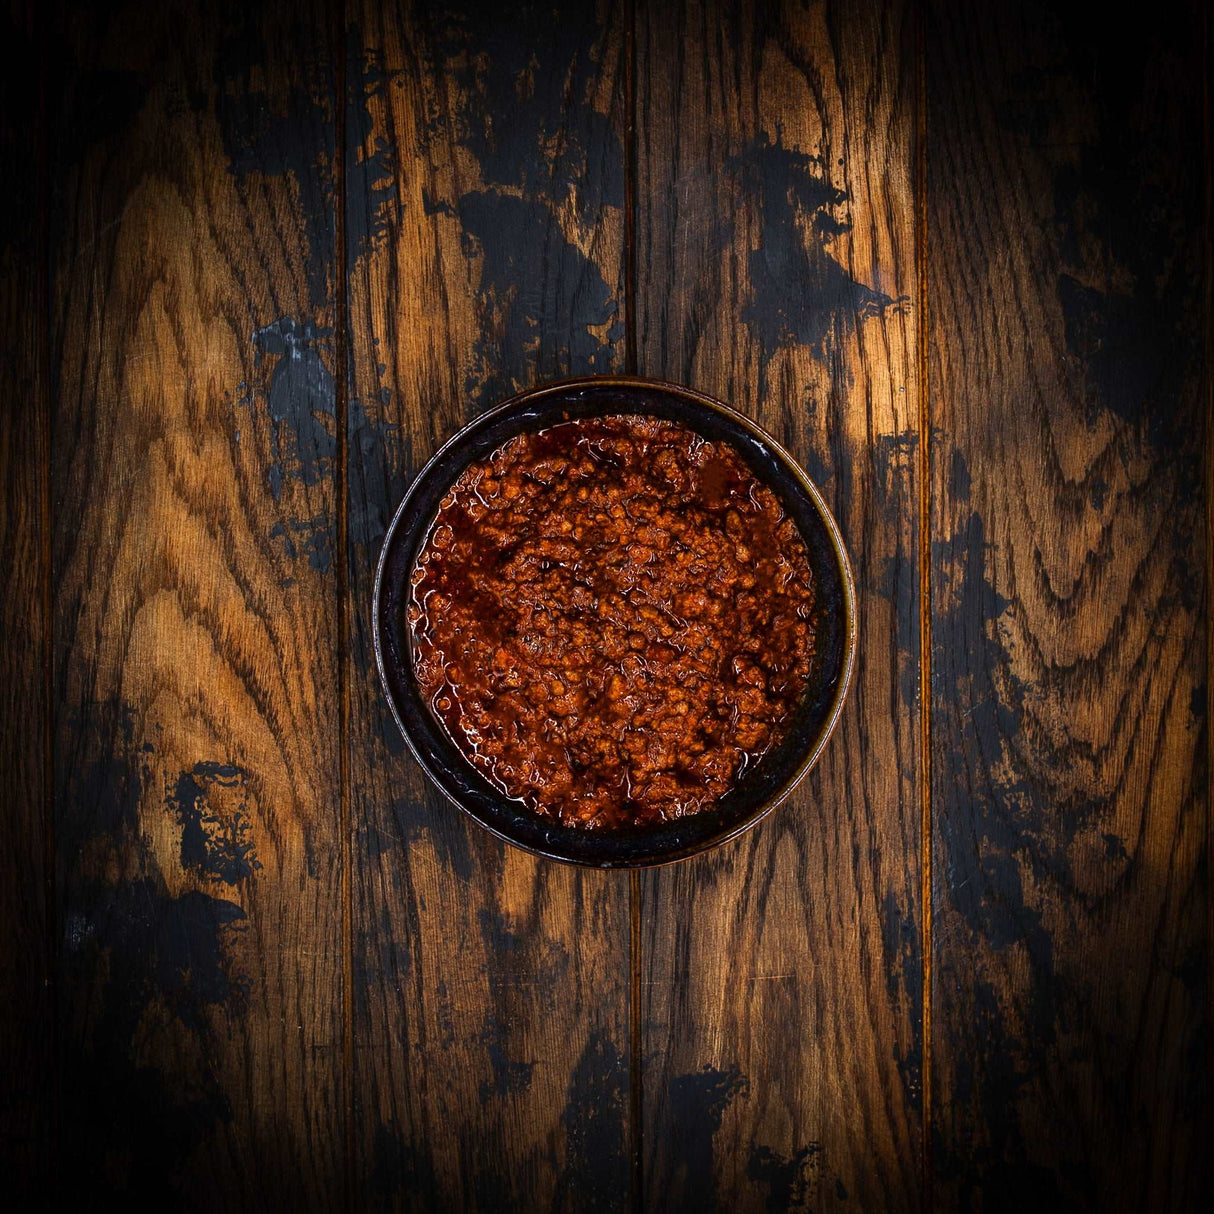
[408,415,817,829]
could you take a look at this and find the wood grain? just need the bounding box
[5,2,1209,1207]
[49,1,345,1205]
[342,2,632,1208]
[634,1,923,1208]
[0,0,50,1200]
[926,1,1209,1208]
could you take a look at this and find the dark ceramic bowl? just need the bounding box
[373,376,857,868]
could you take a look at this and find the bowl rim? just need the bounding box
[372,373,858,867]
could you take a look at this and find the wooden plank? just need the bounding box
[635,1,923,1208]
[343,2,632,1208]
[0,0,50,1199]
[50,1,344,1206]
[926,1,1209,1208]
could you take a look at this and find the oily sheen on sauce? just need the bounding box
[408,415,818,829]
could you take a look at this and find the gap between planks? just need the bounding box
[915,0,934,1209]
[334,0,354,1209]
[36,0,58,1176]
[624,2,644,1212]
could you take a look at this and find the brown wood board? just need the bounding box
[634,1,924,1209]
[926,1,1210,1209]
[49,0,345,1204]
[342,2,632,1208]
[1,0,1207,1209]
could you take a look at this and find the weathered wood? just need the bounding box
[0,0,50,1200]
[343,2,632,1208]
[635,1,923,1208]
[926,1,1209,1208]
[8,2,1209,1207]
[49,1,345,1205]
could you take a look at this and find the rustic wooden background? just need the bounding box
[1,0,1208,1209]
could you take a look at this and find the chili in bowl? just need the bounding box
[373,376,856,868]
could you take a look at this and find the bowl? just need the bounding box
[373,375,856,867]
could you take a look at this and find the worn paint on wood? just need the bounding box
[635,1,923,1209]
[6,1,1210,1209]
[927,1,1209,1209]
[344,2,632,1208]
[49,0,344,1204]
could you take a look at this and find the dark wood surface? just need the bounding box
[926,3,1209,1208]
[343,4,631,1209]
[1,3,51,1205]
[46,0,346,1206]
[0,1,1207,1210]
[634,2,922,1208]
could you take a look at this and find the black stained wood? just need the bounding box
[342,2,632,1209]
[4,1,1210,1209]
[49,0,345,1206]
[0,0,50,1201]
[634,1,924,1209]
[926,1,1209,1209]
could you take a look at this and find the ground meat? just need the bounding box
[408,414,817,829]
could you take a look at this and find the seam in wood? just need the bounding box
[625,3,643,1210]
[334,1,354,1208]
[629,870,643,1213]
[624,0,638,380]
[1204,0,1213,1179]
[38,0,57,1180]
[915,0,933,1207]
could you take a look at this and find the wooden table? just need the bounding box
[2,1,1208,1209]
